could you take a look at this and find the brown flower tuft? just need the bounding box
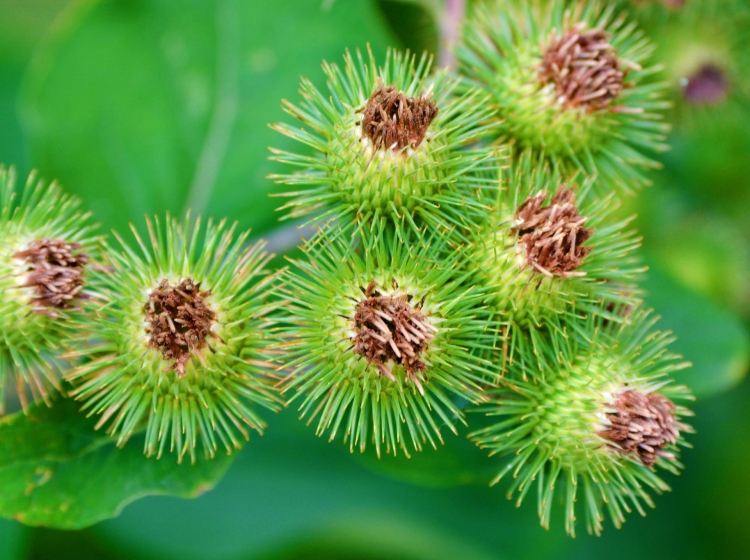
[539,23,632,112]
[683,64,729,105]
[145,278,217,377]
[512,186,594,277]
[14,239,89,316]
[598,389,682,468]
[359,82,438,153]
[351,281,437,394]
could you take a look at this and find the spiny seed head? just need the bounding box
[13,239,89,316]
[145,278,217,377]
[360,82,439,153]
[470,311,694,537]
[66,215,282,463]
[466,162,642,367]
[683,63,729,105]
[540,24,630,112]
[455,0,668,193]
[598,389,685,468]
[270,46,499,235]
[276,226,498,457]
[0,167,100,413]
[512,186,594,277]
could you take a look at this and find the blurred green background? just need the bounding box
[1,0,749,558]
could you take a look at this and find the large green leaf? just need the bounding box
[21,0,395,236]
[0,398,233,529]
[373,0,441,56]
[643,262,750,399]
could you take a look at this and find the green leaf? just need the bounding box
[21,0,394,235]
[353,415,498,487]
[643,262,750,399]
[0,398,233,529]
[373,0,441,56]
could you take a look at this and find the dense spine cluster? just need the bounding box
[0,0,702,538]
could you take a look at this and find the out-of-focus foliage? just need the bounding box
[0,0,748,559]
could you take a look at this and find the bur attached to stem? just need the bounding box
[467,160,643,370]
[471,311,694,536]
[455,0,670,193]
[0,167,99,413]
[66,215,282,463]
[276,226,498,457]
[270,46,500,236]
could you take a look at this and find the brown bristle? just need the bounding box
[145,278,217,377]
[513,185,594,277]
[359,82,438,153]
[683,63,729,105]
[14,239,89,316]
[351,281,436,394]
[598,389,683,468]
[539,23,630,112]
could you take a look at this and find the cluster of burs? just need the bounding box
[12,0,747,537]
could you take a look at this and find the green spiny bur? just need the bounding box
[270,46,501,237]
[466,158,643,371]
[455,0,670,193]
[66,214,282,463]
[471,310,694,536]
[276,225,499,457]
[0,166,100,413]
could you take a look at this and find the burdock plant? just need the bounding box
[276,226,498,457]
[66,215,282,463]
[0,167,99,413]
[455,0,670,193]
[471,311,694,536]
[270,47,500,236]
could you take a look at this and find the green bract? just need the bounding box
[0,167,99,413]
[455,0,670,193]
[468,160,643,370]
[471,311,694,536]
[66,215,282,463]
[270,47,500,236]
[276,226,498,457]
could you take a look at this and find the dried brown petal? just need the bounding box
[351,281,435,393]
[144,278,216,377]
[359,82,438,153]
[14,239,89,315]
[539,23,630,112]
[599,389,683,467]
[512,185,594,277]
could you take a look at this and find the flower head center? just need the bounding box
[683,63,729,105]
[512,185,594,277]
[352,281,436,393]
[539,23,629,112]
[14,238,88,315]
[598,389,681,467]
[360,82,438,153]
[145,278,216,377]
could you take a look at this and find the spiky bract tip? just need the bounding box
[470,310,694,536]
[276,226,499,458]
[0,166,100,413]
[455,0,670,193]
[66,214,282,463]
[270,45,502,237]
